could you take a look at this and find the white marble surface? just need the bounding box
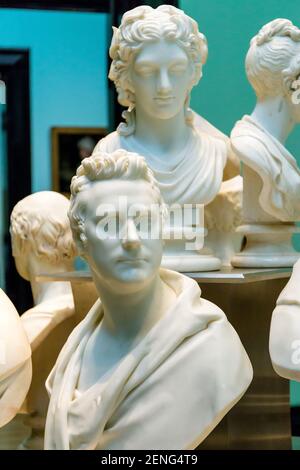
[231,18,300,267]
[270,258,300,381]
[44,150,252,450]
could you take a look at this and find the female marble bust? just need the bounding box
[44,150,253,450]
[231,18,300,221]
[231,19,300,267]
[94,5,232,271]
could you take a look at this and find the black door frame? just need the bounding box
[0,49,32,312]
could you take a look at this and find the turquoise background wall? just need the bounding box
[180,0,300,407]
[0,9,108,192]
[180,0,300,148]
[0,9,108,288]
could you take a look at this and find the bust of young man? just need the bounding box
[44,149,252,450]
[10,191,76,350]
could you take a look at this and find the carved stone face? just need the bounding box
[81,179,163,291]
[130,39,194,120]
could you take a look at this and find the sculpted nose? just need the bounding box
[157,69,172,95]
[121,219,141,250]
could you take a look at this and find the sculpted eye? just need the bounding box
[136,67,155,76]
[170,63,186,73]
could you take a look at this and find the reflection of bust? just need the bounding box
[94,5,227,207]
[0,289,32,428]
[10,191,77,350]
[45,150,252,450]
[231,19,300,222]
[269,259,300,381]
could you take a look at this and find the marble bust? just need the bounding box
[231,19,300,267]
[10,191,76,350]
[44,149,253,450]
[93,5,235,271]
[10,191,76,449]
[0,289,32,428]
[269,259,300,381]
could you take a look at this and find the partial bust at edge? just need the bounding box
[269,259,300,382]
[0,289,32,428]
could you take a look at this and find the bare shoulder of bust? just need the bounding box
[93,131,121,155]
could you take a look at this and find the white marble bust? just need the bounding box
[0,289,32,428]
[10,191,76,350]
[10,191,76,449]
[231,19,300,267]
[44,149,253,450]
[269,259,300,381]
[93,5,238,271]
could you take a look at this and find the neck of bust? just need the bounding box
[28,255,73,306]
[134,104,191,155]
[251,95,295,144]
[92,270,175,345]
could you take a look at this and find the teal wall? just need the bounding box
[0,9,108,192]
[180,0,300,151]
[180,0,300,407]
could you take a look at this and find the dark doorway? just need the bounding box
[0,49,33,313]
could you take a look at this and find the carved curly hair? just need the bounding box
[10,191,76,266]
[246,18,300,99]
[69,149,166,254]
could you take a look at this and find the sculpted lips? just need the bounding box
[153,96,175,101]
[117,257,147,263]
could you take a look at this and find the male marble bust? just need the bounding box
[10,191,76,449]
[10,191,76,350]
[231,19,300,267]
[44,149,252,450]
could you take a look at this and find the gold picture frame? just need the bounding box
[52,127,107,195]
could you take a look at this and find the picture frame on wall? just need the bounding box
[52,127,107,195]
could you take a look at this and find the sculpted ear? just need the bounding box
[282,73,298,98]
[282,55,300,98]
[290,75,300,105]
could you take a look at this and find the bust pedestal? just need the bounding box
[232,166,300,268]
[161,205,221,272]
